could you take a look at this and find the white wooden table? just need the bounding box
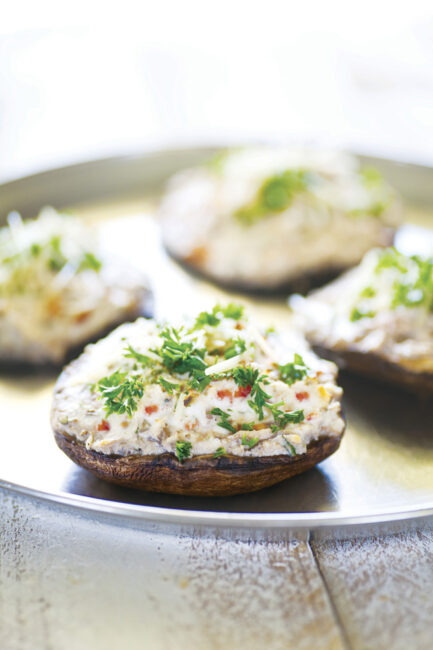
[1,490,432,650]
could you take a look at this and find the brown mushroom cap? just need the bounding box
[54,429,343,496]
[313,345,433,396]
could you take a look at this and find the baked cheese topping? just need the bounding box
[51,305,345,459]
[291,248,433,373]
[160,147,400,287]
[0,208,147,362]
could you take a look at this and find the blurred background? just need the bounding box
[0,0,433,183]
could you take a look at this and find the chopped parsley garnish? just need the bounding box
[282,435,296,456]
[194,310,221,329]
[221,303,244,320]
[235,169,314,225]
[350,307,376,322]
[224,337,246,359]
[269,406,304,432]
[373,249,433,313]
[278,354,308,385]
[191,303,244,331]
[78,251,102,272]
[360,166,383,188]
[124,345,155,367]
[391,255,433,312]
[175,441,192,462]
[359,286,376,298]
[231,366,259,388]
[159,377,181,394]
[241,434,259,449]
[2,229,102,281]
[248,381,272,421]
[375,248,408,275]
[157,327,207,373]
[47,235,67,271]
[213,446,227,458]
[96,371,144,417]
[232,364,305,429]
[211,407,236,433]
[93,305,307,436]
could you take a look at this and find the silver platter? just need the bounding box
[1,145,433,537]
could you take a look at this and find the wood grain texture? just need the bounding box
[312,531,433,650]
[0,490,345,650]
[180,535,346,650]
[2,489,433,650]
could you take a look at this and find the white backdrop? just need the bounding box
[0,0,432,182]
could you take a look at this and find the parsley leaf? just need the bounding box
[241,434,259,449]
[191,302,244,331]
[359,286,376,298]
[211,407,236,433]
[124,345,155,367]
[375,248,407,275]
[232,366,259,388]
[278,353,308,385]
[224,337,246,359]
[269,406,304,431]
[282,435,296,456]
[220,303,244,320]
[158,377,181,394]
[96,371,144,417]
[78,251,102,272]
[176,441,192,462]
[350,307,376,322]
[235,170,313,225]
[157,327,207,375]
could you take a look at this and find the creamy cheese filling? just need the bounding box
[0,208,147,362]
[291,248,433,372]
[160,147,400,287]
[51,306,345,459]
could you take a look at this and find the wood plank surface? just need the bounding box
[312,530,433,650]
[0,491,346,650]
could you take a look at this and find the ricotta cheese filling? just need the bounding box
[160,147,400,287]
[291,248,433,373]
[0,208,148,362]
[51,305,345,459]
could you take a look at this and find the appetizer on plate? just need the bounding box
[290,247,433,394]
[0,208,151,364]
[51,304,345,496]
[160,146,400,292]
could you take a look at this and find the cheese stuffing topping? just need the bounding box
[52,305,345,460]
[0,208,147,362]
[291,248,433,373]
[160,147,400,288]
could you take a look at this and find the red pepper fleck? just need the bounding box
[97,419,110,431]
[235,385,251,398]
[306,414,314,421]
[145,405,158,415]
[296,391,309,402]
[217,389,233,400]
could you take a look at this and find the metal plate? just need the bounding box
[0,146,433,533]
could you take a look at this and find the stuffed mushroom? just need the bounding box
[51,304,345,496]
[0,208,151,364]
[160,147,400,292]
[291,247,433,394]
